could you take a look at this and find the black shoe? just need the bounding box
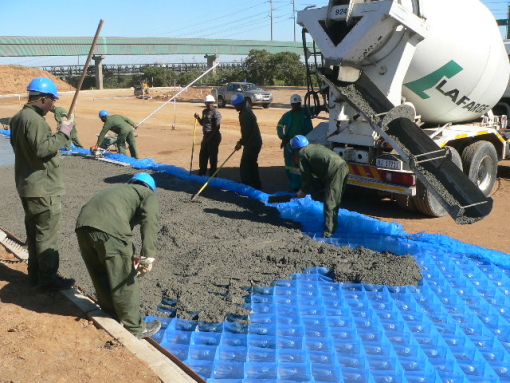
[38,276,75,291]
[137,320,161,339]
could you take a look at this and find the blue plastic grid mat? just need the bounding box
[2,138,510,382]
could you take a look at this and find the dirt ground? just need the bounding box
[0,66,509,382]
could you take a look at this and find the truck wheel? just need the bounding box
[217,96,225,108]
[395,194,417,212]
[262,103,270,109]
[461,140,498,196]
[413,146,462,217]
[245,98,253,109]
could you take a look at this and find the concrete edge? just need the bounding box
[61,288,200,383]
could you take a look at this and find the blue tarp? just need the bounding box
[2,135,510,382]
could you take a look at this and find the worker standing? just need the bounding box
[9,77,75,291]
[232,94,262,190]
[95,110,139,159]
[75,173,161,339]
[276,94,314,191]
[194,95,222,176]
[291,135,349,238]
[52,106,83,150]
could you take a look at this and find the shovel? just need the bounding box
[189,118,198,175]
[191,148,237,201]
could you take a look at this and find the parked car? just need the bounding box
[213,82,273,108]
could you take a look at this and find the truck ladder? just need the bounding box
[319,67,492,224]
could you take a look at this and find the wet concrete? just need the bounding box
[0,155,422,323]
[0,135,14,167]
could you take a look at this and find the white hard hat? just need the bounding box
[204,94,215,103]
[290,94,302,104]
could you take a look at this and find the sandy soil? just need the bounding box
[1,67,509,381]
[0,65,75,95]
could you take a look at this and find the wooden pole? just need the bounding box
[68,19,104,117]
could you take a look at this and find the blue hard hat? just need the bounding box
[128,172,156,192]
[27,77,59,99]
[231,94,245,106]
[99,110,109,118]
[290,135,309,149]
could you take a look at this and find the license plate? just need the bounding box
[376,158,402,170]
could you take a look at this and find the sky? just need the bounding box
[0,0,509,67]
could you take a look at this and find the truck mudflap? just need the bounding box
[319,68,492,224]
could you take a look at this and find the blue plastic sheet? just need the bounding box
[2,131,510,382]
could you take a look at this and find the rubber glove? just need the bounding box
[58,116,75,139]
[296,190,306,198]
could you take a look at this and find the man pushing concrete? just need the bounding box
[232,93,262,190]
[290,135,349,238]
[75,173,161,338]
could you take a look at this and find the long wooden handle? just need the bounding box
[191,149,237,200]
[68,19,104,117]
[189,118,198,175]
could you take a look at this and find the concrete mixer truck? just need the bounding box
[297,0,510,224]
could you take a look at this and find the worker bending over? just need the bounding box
[95,110,139,159]
[52,106,83,150]
[276,94,313,191]
[194,95,222,176]
[10,77,75,291]
[291,135,349,238]
[232,94,262,190]
[75,173,161,338]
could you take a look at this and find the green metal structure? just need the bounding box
[0,37,303,57]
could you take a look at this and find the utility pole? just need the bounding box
[292,0,296,42]
[270,0,274,41]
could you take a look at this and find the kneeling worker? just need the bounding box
[75,173,161,338]
[290,135,349,238]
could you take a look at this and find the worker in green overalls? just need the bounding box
[291,135,349,238]
[276,94,313,191]
[52,106,83,150]
[232,94,263,190]
[75,173,161,339]
[9,77,76,291]
[95,110,139,159]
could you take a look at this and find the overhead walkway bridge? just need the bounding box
[0,36,304,88]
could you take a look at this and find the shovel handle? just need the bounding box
[68,19,104,117]
[191,149,237,200]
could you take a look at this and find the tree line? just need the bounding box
[98,49,311,89]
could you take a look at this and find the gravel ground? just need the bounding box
[0,154,422,323]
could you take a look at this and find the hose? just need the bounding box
[304,90,321,118]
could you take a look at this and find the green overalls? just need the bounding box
[97,115,139,159]
[53,106,83,150]
[298,144,349,238]
[10,104,69,287]
[75,184,159,337]
[277,107,313,190]
[238,105,262,190]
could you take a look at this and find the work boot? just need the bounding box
[38,276,76,292]
[137,320,162,339]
